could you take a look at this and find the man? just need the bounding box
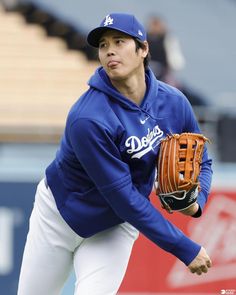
[18,13,212,295]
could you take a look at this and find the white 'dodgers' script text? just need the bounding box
[125,125,163,159]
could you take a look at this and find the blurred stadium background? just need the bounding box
[0,0,236,294]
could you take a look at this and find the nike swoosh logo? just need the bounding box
[140,116,150,124]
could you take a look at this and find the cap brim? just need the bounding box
[87,27,140,48]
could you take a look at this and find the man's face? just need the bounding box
[98,30,147,81]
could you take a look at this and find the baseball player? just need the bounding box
[17,13,213,295]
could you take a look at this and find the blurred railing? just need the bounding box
[193,105,236,163]
[193,106,220,161]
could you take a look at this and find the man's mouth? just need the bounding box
[107,61,120,68]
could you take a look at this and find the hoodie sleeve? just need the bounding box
[183,97,213,216]
[69,117,201,265]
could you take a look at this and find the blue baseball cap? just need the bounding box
[87,13,147,47]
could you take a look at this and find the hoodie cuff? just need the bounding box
[169,235,201,266]
[191,191,207,218]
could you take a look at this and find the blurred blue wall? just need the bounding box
[0,144,75,294]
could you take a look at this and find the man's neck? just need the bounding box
[111,71,146,106]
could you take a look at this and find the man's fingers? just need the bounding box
[189,268,202,275]
[189,263,210,275]
[190,268,196,273]
[206,259,212,268]
[200,265,208,273]
[196,269,203,275]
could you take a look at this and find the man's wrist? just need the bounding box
[191,204,202,218]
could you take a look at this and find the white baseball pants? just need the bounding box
[17,179,139,295]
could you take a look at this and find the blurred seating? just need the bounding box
[1,2,236,162]
[0,5,98,143]
[11,2,97,59]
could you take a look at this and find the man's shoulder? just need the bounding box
[70,88,111,118]
[66,89,118,130]
[158,80,184,98]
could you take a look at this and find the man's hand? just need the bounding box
[180,202,199,216]
[188,247,212,275]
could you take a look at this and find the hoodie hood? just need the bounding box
[88,66,159,112]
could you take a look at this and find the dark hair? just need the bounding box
[133,38,150,70]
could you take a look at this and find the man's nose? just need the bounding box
[106,44,116,56]
[107,51,115,56]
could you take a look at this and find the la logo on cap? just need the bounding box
[138,30,143,36]
[104,15,113,26]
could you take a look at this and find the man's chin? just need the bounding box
[107,72,125,81]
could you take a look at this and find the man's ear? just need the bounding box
[142,41,149,58]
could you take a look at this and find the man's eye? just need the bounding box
[99,43,106,49]
[116,39,123,44]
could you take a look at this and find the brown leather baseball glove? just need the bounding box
[156,133,209,212]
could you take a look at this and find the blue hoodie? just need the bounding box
[46,67,212,266]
